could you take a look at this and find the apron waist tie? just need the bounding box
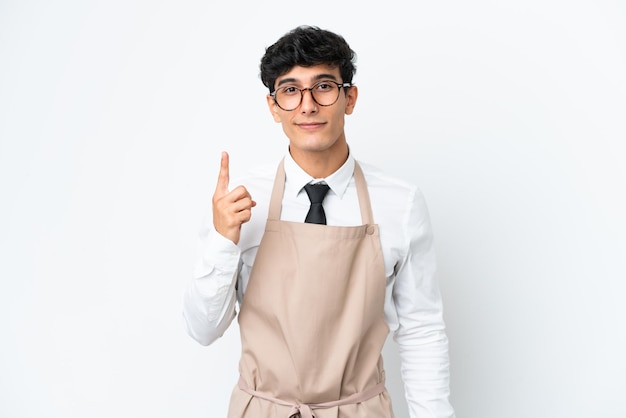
[238,376,386,418]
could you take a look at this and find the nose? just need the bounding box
[299,88,318,114]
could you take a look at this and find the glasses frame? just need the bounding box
[270,80,353,111]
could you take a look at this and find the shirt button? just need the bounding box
[366,225,375,235]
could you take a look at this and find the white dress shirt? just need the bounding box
[183,151,455,418]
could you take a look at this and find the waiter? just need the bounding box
[183,25,455,418]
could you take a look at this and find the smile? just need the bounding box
[296,122,325,130]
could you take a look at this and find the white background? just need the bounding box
[1,1,625,417]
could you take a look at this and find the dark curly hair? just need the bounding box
[259,25,357,93]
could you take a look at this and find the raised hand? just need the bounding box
[212,152,256,244]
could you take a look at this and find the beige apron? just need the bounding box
[227,160,394,418]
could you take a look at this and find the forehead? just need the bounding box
[275,64,341,86]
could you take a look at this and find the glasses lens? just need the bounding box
[311,81,340,106]
[274,86,302,111]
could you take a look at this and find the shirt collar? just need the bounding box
[284,150,355,199]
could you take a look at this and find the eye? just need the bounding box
[280,86,299,96]
[315,82,334,92]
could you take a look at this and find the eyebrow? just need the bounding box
[276,73,339,88]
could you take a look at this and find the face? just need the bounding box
[266,65,358,163]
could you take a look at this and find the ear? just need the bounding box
[344,85,358,115]
[266,94,282,122]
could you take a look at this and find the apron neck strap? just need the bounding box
[353,161,374,225]
[268,158,374,225]
[268,159,286,221]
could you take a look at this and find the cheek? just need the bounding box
[270,106,283,123]
[330,112,345,130]
[280,119,295,136]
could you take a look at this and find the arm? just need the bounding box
[182,221,241,346]
[182,152,255,346]
[393,189,455,418]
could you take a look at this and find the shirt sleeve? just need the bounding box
[392,189,456,418]
[182,214,241,346]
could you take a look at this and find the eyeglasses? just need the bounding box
[270,80,352,111]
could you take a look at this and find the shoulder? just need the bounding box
[357,160,422,200]
[357,160,431,225]
[233,161,278,250]
[230,161,278,199]
[232,161,277,185]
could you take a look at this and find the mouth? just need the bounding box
[296,122,325,131]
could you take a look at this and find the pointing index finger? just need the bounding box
[216,151,230,195]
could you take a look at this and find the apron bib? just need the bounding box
[228,160,393,418]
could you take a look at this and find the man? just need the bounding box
[183,25,455,418]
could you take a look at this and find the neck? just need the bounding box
[289,143,349,179]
